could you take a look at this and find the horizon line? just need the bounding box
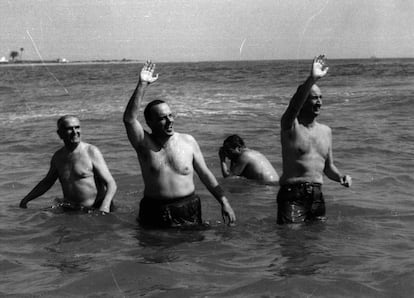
[1,56,414,66]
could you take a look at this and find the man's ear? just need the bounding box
[145,117,154,128]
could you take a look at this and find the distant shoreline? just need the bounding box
[0,59,140,67]
[1,57,413,67]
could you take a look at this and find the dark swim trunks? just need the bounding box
[277,183,326,224]
[138,193,202,228]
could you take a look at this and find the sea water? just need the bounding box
[1,59,413,297]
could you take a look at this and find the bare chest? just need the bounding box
[56,153,94,181]
[140,143,193,176]
[286,125,330,158]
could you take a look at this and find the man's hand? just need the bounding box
[140,60,159,84]
[98,205,110,214]
[311,55,329,80]
[340,175,352,187]
[221,200,236,226]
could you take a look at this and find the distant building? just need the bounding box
[0,56,8,64]
[57,58,69,63]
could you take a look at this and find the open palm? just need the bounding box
[140,60,159,83]
[312,55,329,79]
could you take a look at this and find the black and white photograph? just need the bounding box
[1,1,413,297]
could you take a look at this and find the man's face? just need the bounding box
[222,143,241,160]
[148,103,175,137]
[303,85,322,116]
[58,117,81,146]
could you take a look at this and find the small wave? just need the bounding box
[0,86,16,94]
[0,112,61,126]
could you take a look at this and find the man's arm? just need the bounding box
[281,55,329,131]
[194,139,236,225]
[323,130,352,187]
[219,148,248,178]
[89,146,117,213]
[19,160,58,208]
[123,61,158,149]
[228,155,249,177]
[219,147,231,177]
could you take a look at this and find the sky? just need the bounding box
[1,0,413,62]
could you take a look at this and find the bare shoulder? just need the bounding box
[83,142,103,158]
[176,132,197,144]
[245,149,268,162]
[83,142,96,151]
[314,123,332,142]
[175,133,201,155]
[243,149,258,159]
[316,122,332,134]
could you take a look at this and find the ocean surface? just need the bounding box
[1,58,413,297]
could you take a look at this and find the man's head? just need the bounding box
[222,135,245,159]
[301,84,322,118]
[57,115,81,148]
[144,100,174,137]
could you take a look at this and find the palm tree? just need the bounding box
[20,48,24,61]
[9,51,19,62]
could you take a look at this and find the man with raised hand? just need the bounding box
[123,61,236,228]
[278,55,352,224]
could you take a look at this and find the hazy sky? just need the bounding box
[1,0,413,62]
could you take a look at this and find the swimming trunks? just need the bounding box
[277,183,326,224]
[138,193,202,228]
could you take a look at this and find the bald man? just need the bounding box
[277,55,352,224]
[20,115,117,213]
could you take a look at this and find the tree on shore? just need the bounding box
[9,51,19,61]
[20,48,24,61]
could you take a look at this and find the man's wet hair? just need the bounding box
[223,134,245,149]
[144,100,166,123]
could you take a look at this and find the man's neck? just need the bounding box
[64,142,81,153]
[152,132,174,148]
[298,114,317,127]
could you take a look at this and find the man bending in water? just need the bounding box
[123,61,236,228]
[219,134,279,183]
[278,55,352,224]
[19,115,117,213]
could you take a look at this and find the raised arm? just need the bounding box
[123,61,158,149]
[194,140,236,225]
[89,145,117,213]
[19,159,59,208]
[281,55,329,130]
